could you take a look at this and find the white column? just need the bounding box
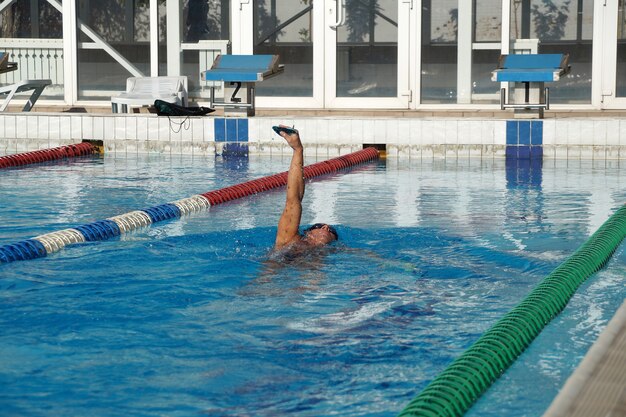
[150,0,159,76]
[312,0,325,105]
[166,0,182,75]
[500,0,511,101]
[501,0,511,55]
[457,0,472,104]
[398,0,412,106]
[411,0,421,109]
[231,0,253,54]
[62,0,77,105]
[592,0,615,108]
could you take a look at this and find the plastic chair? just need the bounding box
[111,76,188,113]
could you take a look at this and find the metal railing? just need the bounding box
[0,38,64,95]
[0,38,230,100]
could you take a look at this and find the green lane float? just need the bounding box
[399,203,626,417]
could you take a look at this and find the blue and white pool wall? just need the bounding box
[1,113,626,159]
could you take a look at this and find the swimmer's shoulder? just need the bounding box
[270,238,308,261]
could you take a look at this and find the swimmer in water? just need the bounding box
[274,125,339,252]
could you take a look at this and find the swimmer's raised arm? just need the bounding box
[275,126,304,249]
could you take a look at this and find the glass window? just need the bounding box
[421,0,458,103]
[335,0,398,98]
[0,0,62,39]
[253,0,314,97]
[509,0,593,104]
[76,0,167,101]
[422,1,502,104]
[182,0,230,100]
[471,50,501,103]
[510,0,593,41]
[0,0,63,99]
[472,1,502,103]
[474,0,502,43]
[183,0,229,42]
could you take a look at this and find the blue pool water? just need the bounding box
[1,154,625,417]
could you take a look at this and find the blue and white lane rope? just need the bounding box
[0,195,211,263]
[0,148,381,263]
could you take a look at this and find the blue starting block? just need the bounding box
[201,54,284,116]
[492,54,570,118]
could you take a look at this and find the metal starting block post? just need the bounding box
[492,54,570,119]
[201,54,284,117]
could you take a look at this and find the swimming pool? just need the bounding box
[1,154,625,416]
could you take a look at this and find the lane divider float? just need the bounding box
[0,147,380,263]
[0,142,99,169]
[398,203,626,417]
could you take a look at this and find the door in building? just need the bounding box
[601,0,626,108]
[246,0,411,110]
[324,0,411,108]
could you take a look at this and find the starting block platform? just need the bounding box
[492,53,570,118]
[201,54,284,116]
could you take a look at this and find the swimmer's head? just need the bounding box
[303,223,338,246]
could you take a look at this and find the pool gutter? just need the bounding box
[542,299,626,417]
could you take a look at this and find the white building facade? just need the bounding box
[0,0,625,111]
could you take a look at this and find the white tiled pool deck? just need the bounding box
[543,299,626,417]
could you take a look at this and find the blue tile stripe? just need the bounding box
[226,118,237,141]
[214,118,226,142]
[519,121,531,145]
[214,118,249,143]
[237,118,249,142]
[506,120,543,159]
[531,121,543,145]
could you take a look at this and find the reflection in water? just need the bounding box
[503,158,545,251]
[506,158,543,188]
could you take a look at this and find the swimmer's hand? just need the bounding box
[277,124,302,150]
[272,125,298,136]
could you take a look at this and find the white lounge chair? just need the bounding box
[111,76,188,113]
[0,79,52,112]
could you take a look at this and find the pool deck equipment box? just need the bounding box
[201,54,284,117]
[492,54,571,119]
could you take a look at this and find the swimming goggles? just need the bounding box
[305,223,339,240]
